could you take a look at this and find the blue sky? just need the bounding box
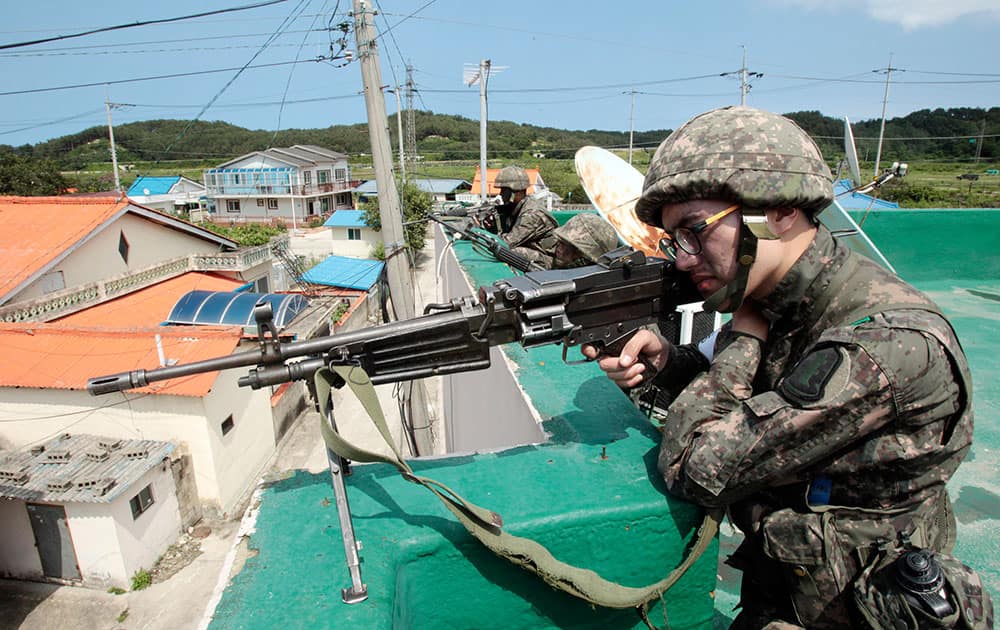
[1,0,998,151]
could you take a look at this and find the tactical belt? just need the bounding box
[315,365,722,628]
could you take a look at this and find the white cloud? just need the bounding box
[774,0,1000,30]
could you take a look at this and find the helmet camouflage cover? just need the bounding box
[634,106,835,229]
[553,213,620,263]
[494,165,530,191]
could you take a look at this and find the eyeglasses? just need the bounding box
[658,204,740,259]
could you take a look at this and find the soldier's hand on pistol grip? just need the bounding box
[581,329,670,390]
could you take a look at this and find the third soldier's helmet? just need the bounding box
[553,214,620,263]
[634,106,834,230]
[494,165,530,192]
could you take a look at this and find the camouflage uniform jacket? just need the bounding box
[498,196,558,259]
[656,225,974,628]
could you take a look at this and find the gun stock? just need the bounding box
[87,248,699,396]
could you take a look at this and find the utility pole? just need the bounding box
[873,53,896,179]
[737,46,762,106]
[404,64,417,172]
[105,89,122,196]
[390,82,406,183]
[477,59,491,202]
[740,46,749,106]
[626,88,636,165]
[352,0,432,456]
[975,118,986,163]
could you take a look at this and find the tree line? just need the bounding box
[1,107,996,197]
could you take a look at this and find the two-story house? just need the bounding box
[204,145,354,226]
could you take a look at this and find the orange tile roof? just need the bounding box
[470,166,541,196]
[55,272,246,327]
[0,196,130,301]
[0,323,244,397]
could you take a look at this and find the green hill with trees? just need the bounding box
[1,107,997,206]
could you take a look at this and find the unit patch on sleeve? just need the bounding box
[780,346,843,404]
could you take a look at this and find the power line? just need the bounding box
[0,27,330,55]
[0,0,290,51]
[0,58,325,96]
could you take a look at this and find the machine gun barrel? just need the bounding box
[87,248,699,396]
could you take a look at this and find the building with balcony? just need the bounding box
[204,145,354,226]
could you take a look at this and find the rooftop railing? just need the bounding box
[0,239,280,323]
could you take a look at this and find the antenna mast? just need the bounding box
[873,53,896,179]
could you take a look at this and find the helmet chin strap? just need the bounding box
[702,224,758,314]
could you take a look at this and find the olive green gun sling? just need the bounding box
[315,366,722,627]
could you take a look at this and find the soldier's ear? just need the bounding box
[764,207,800,237]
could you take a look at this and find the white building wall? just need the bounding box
[67,464,180,588]
[327,227,381,258]
[0,376,272,517]
[200,369,275,518]
[14,213,223,304]
[0,499,43,580]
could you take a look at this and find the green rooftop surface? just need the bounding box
[210,228,720,629]
[210,208,999,629]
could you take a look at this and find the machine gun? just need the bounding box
[86,247,701,606]
[87,247,697,396]
[437,199,500,226]
[426,213,542,273]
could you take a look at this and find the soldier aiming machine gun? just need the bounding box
[88,247,697,396]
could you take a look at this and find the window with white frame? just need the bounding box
[347,228,362,241]
[335,168,347,181]
[317,169,331,184]
[304,170,312,185]
[227,199,241,212]
[130,484,155,520]
[267,198,279,210]
[336,193,350,206]
[256,199,265,207]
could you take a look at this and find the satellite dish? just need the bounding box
[574,146,660,257]
[843,116,862,187]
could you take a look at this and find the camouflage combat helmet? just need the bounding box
[635,106,834,313]
[553,213,620,264]
[494,165,530,191]
[634,106,834,230]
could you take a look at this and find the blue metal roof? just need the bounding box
[833,179,900,210]
[352,178,470,196]
[323,210,367,228]
[127,176,180,196]
[412,177,471,194]
[166,291,310,328]
[351,180,379,195]
[300,255,384,290]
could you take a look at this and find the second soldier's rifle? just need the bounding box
[426,213,541,272]
[87,247,698,396]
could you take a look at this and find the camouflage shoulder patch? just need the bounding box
[780,346,842,404]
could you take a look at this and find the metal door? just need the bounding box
[26,504,81,580]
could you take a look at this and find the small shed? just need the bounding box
[0,433,181,589]
[323,210,381,257]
